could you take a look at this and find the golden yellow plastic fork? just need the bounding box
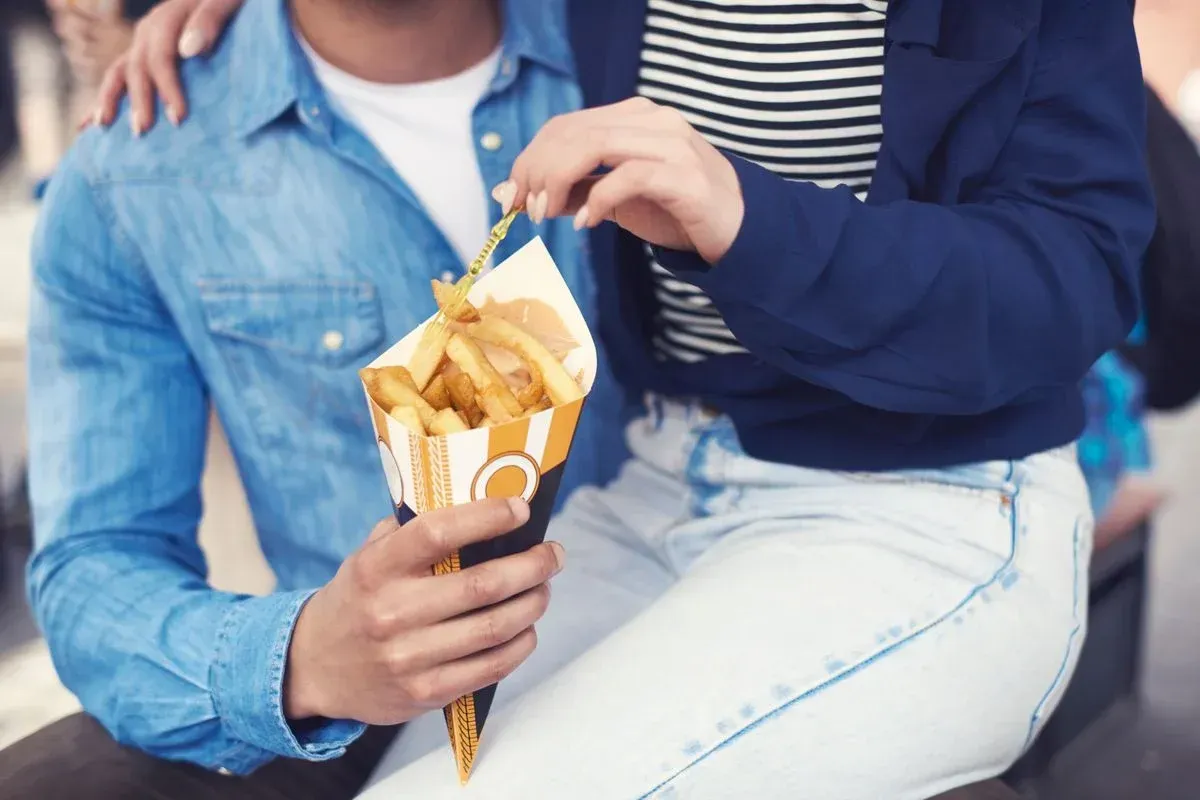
[425,207,522,342]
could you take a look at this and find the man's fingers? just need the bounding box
[407,627,538,709]
[404,540,563,626]
[390,584,551,671]
[179,0,244,58]
[364,516,400,545]
[388,498,531,571]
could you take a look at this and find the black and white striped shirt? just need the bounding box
[637,0,888,363]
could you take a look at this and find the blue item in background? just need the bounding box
[1077,350,1151,518]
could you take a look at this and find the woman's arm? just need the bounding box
[502,0,1155,416]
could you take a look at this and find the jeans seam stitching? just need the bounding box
[1021,516,1084,749]
[638,469,1023,800]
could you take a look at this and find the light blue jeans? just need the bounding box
[361,399,1093,799]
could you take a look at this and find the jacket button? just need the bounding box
[322,330,345,352]
[480,132,503,151]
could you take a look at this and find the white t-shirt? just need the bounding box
[302,41,501,266]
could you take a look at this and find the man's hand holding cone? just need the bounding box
[283,498,563,726]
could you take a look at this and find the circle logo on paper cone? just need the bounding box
[378,439,405,509]
[471,452,540,503]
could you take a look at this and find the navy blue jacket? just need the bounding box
[568,0,1156,470]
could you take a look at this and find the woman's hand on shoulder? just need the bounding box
[91,0,244,134]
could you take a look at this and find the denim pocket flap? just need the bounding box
[197,279,385,367]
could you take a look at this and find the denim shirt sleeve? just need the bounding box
[25,147,365,773]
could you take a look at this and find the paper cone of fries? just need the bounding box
[360,237,596,784]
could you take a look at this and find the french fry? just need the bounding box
[468,317,584,406]
[431,279,481,323]
[422,374,452,411]
[388,405,426,436]
[363,368,438,430]
[429,407,470,435]
[445,371,484,428]
[409,325,451,391]
[445,333,524,417]
[376,278,583,438]
[359,366,418,407]
[515,363,545,410]
[477,386,515,425]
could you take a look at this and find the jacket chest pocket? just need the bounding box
[198,280,386,459]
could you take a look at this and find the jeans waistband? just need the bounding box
[635,394,1083,499]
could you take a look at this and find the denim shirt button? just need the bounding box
[217,767,233,777]
[439,270,455,283]
[321,330,345,352]
[480,132,503,152]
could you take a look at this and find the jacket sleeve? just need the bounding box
[26,147,364,774]
[656,0,1154,415]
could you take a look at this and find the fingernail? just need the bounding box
[507,496,530,524]
[493,181,516,215]
[166,106,181,126]
[530,191,548,224]
[572,205,590,231]
[548,542,566,571]
[130,112,143,137]
[178,29,205,59]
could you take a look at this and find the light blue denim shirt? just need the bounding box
[26,0,624,774]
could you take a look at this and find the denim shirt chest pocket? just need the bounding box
[197,279,385,459]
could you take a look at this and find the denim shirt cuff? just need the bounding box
[210,590,367,767]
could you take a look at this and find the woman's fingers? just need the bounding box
[553,129,688,223]
[125,37,154,134]
[504,100,692,223]
[94,0,242,130]
[145,29,188,124]
[127,0,203,129]
[178,0,244,58]
[94,52,128,126]
[575,160,678,227]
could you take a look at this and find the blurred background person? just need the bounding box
[44,0,134,91]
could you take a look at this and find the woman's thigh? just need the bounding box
[357,451,1091,799]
